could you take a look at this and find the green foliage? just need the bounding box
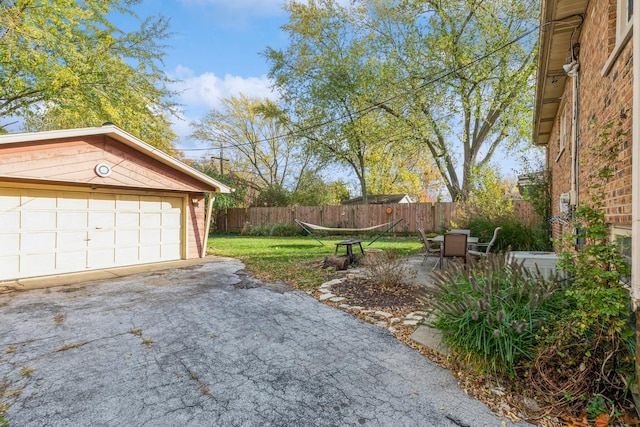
[189,159,248,209]
[254,184,291,207]
[1,1,177,149]
[465,165,515,220]
[468,216,552,252]
[428,253,564,377]
[290,171,351,206]
[241,223,303,237]
[530,204,635,414]
[556,204,632,343]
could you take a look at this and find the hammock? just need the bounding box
[295,218,403,246]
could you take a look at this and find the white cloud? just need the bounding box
[171,65,277,112]
[169,65,279,153]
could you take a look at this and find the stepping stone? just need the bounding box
[375,311,393,318]
[410,325,449,356]
[319,293,336,301]
[320,279,343,289]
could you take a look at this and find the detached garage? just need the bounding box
[0,124,231,281]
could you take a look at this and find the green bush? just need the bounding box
[427,252,564,377]
[530,204,635,414]
[468,216,552,251]
[242,223,304,237]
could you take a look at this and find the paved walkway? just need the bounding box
[0,256,533,426]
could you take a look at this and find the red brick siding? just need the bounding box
[547,0,633,239]
[187,194,205,258]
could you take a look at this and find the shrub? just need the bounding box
[242,223,304,237]
[468,216,552,252]
[363,250,416,289]
[529,204,635,415]
[427,252,564,377]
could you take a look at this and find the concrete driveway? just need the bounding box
[0,257,532,427]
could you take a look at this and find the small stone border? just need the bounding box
[307,269,430,334]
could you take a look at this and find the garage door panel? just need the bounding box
[141,213,161,227]
[22,211,56,230]
[162,244,181,259]
[0,255,19,277]
[22,232,56,254]
[22,253,56,275]
[58,212,87,229]
[87,248,115,268]
[116,229,139,245]
[0,211,20,228]
[116,195,139,209]
[0,234,20,256]
[140,228,161,245]
[0,188,183,280]
[58,231,87,251]
[22,191,56,209]
[57,251,87,271]
[89,197,116,210]
[0,188,20,208]
[116,212,139,228]
[89,230,115,248]
[140,245,161,262]
[89,212,115,228]
[57,194,87,209]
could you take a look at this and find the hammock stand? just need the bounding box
[295,218,404,246]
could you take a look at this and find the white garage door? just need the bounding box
[0,187,183,280]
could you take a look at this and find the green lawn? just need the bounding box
[207,235,423,288]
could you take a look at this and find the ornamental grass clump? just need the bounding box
[426,252,564,378]
[363,250,416,289]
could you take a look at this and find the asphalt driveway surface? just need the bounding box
[0,257,531,427]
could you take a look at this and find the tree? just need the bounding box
[364,0,538,201]
[265,0,420,204]
[190,95,308,192]
[0,1,178,150]
[265,0,538,202]
[290,169,350,206]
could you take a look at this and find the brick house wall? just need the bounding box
[545,0,633,239]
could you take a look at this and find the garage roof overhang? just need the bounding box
[533,0,588,146]
[0,124,232,194]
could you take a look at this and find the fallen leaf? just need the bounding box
[594,413,610,427]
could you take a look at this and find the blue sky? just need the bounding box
[124,0,536,180]
[126,0,292,157]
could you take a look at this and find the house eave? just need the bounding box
[532,0,588,146]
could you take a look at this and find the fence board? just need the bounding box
[212,201,538,233]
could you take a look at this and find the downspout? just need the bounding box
[569,65,580,210]
[632,6,640,309]
[201,192,215,258]
[633,1,640,397]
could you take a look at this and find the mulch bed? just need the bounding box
[329,277,426,312]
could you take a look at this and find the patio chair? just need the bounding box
[418,228,441,265]
[468,227,502,258]
[438,232,468,270]
[449,228,471,236]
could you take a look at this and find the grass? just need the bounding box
[207,235,423,289]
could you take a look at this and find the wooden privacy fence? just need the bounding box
[212,201,539,233]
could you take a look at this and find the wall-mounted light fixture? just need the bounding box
[191,198,200,207]
[562,60,579,76]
